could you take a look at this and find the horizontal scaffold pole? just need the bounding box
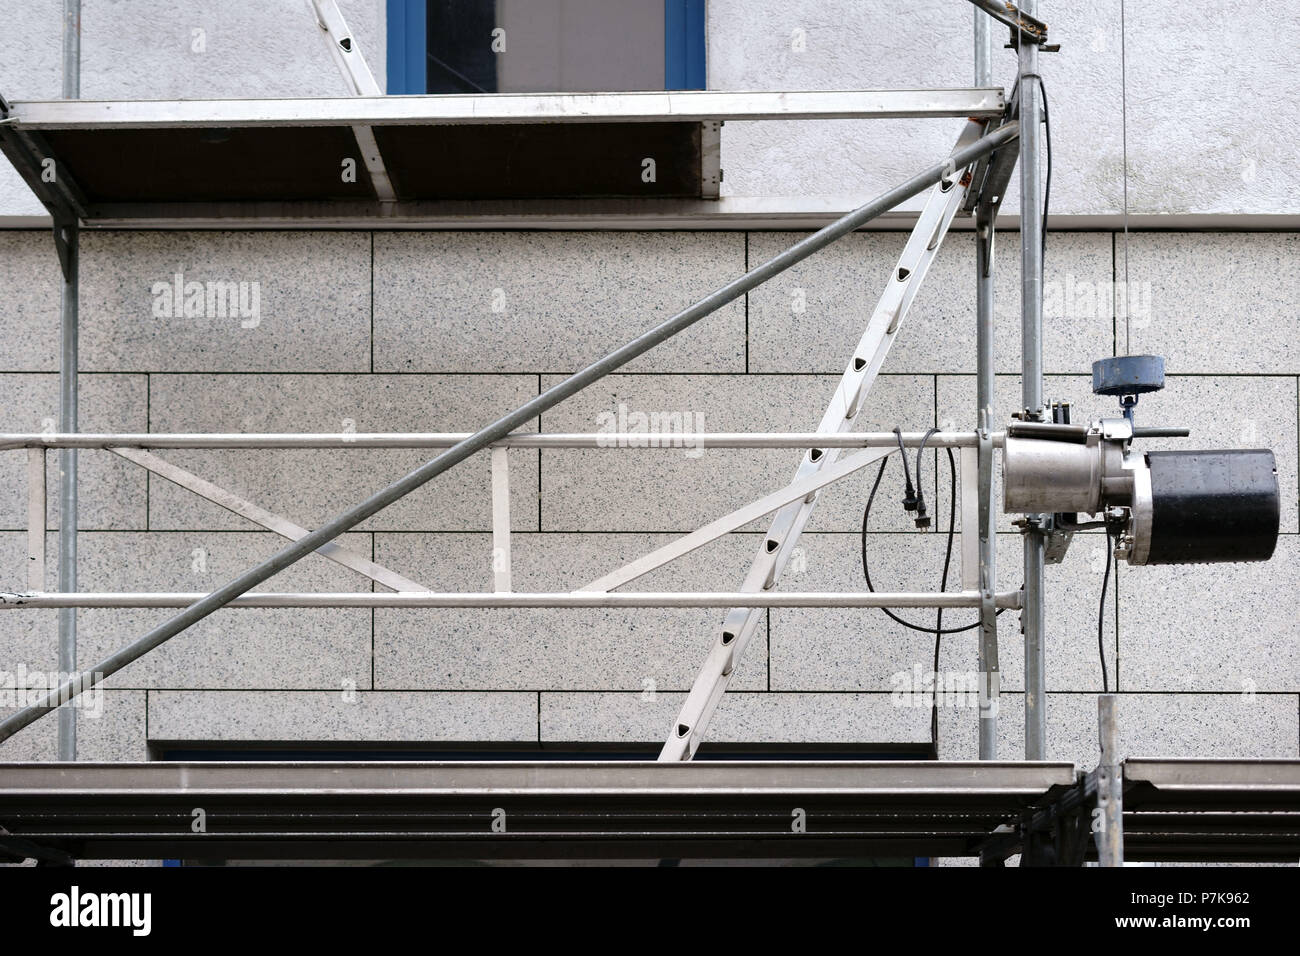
[0,591,1025,610]
[0,431,997,450]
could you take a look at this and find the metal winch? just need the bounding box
[1001,356,1280,565]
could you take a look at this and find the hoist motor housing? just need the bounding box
[1002,419,1279,566]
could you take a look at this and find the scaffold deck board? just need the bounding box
[0,89,1004,225]
[0,759,1070,862]
[2,758,1293,864]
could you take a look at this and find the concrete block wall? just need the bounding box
[1,226,1295,771]
[709,0,1300,219]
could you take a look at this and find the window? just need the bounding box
[387,0,706,95]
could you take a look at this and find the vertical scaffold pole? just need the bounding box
[56,0,81,762]
[1018,0,1048,760]
[1096,694,1125,865]
[974,0,1000,761]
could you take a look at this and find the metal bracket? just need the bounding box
[0,94,88,228]
[963,85,1020,218]
[52,215,77,282]
[1043,532,1073,564]
[1014,512,1073,564]
[700,120,722,199]
[976,214,996,279]
[967,0,1049,45]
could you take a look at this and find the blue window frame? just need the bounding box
[386,0,706,95]
[663,0,706,90]
[387,0,428,95]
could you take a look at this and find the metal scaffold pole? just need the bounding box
[56,0,80,762]
[1018,0,1048,759]
[1097,694,1125,865]
[973,0,1000,761]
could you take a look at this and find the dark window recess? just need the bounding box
[426,0,499,92]
[426,0,668,94]
[41,127,375,203]
[373,121,700,199]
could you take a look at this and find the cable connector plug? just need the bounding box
[913,426,939,529]
[893,427,919,513]
[913,486,931,528]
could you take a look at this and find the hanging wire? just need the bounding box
[1120,0,1131,352]
[1015,10,1052,278]
[1098,528,1113,693]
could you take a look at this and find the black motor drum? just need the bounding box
[1143,449,1280,565]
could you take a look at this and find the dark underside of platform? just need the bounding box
[36,122,702,204]
[1,759,1296,864]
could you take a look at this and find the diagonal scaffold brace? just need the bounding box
[660,119,994,761]
[0,119,1018,745]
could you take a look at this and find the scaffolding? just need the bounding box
[3,758,1297,865]
[0,0,1290,866]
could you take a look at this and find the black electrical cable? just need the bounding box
[927,444,950,745]
[861,449,992,636]
[862,440,1013,749]
[918,429,943,743]
[1098,528,1113,693]
[1005,68,1051,269]
[1035,74,1052,270]
[931,594,944,746]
